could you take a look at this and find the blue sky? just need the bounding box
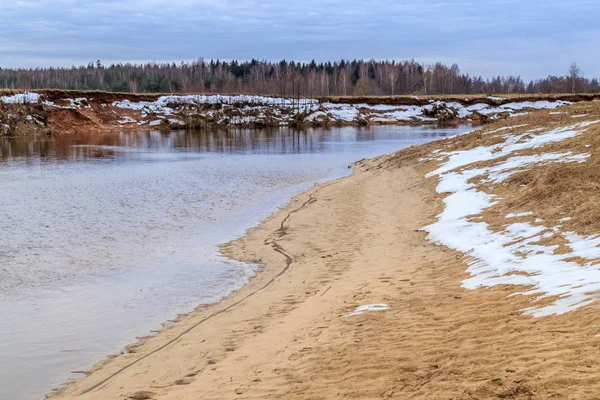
[1,0,598,80]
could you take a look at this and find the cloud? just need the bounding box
[0,0,598,79]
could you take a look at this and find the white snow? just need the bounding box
[305,110,329,122]
[484,153,590,184]
[372,105,427,122]
[118,116,137,125]
[110,96,572,125]
[504,101,571,111]
[564,232,600,259]
[424,120,600,316]
[113,94,317,111]
[0,92,575,128]
[357,104,399,111]
[345,304,390,317]
[466,103,490,112]
[322,103,359,122]
[112,99,147,110]
[506,212,534,218]
[472,101,571,116]
[0,92,40,104]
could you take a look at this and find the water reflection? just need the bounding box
[0,126,458,162]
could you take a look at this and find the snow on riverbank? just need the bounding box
[0,92,575,124]
[0,92,41,104]
[0,92,578,131]
[109,95,572,125]
[424,121,600,316]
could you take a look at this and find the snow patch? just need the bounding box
[506,212,534,218]
[111,96,572,125]
[0,92,40,104]
[345,304,390,317]
[424,120,600,316]
[118,116,137,125]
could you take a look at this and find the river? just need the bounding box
[0,125,470,399]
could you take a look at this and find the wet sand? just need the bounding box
[49,105,600,399]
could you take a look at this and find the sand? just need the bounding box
[49,103,600,399]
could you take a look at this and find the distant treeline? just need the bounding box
[1,59,597,96]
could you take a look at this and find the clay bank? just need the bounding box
[1,90,595,136]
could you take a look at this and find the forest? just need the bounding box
[1,59,597,96]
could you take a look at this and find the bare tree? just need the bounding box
[337,67,349,96]
[384,62,398,95]
[569,62,582,93]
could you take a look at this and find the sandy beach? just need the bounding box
[50,102,600,399]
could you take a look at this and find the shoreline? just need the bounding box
[49,158,439,399]
[49,102,600,399]
[47,176,351,399]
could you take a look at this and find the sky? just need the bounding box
[1,0,598,80]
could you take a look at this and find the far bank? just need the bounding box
[1,90,593,136]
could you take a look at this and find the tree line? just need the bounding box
[0,59,596,96]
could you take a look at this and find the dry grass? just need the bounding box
[376,100,600,241]
[477,104,600,235]
[501,149,600,235]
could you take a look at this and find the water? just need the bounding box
[0,126,470,399]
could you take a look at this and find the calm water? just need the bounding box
[0,126,470,399]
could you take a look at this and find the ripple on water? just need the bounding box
[0,126,469,399]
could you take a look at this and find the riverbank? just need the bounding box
[48,101,600,399]
[1,90,595,136]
